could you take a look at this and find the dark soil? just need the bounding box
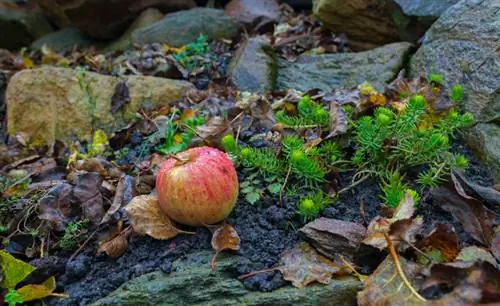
[29,133,493,306]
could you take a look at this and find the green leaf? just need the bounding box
[240,181,251,188]
[0,250,35,289]
[245,192,261,204]
[4,289,23,306]
[241,186,255,193]
[267,183,282,195]
[16,276,57,302]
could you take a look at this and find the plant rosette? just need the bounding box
[156,146,239,227]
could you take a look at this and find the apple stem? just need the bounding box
[168,153,189,164]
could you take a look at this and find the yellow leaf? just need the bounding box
[16,276,56,302]
[0,251,35,289]
[88,129,109,156]
[23,56,34,69]
[162,43,186,54]
[173,133,183,144]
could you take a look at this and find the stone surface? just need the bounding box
[300,218,367,261]
[132,8,240,47]
[224,0,281,33]
[283,0,312,10]
[91,251,360,306]
[0,1,53,50]
[31,27,98,52]
[6,67,194,146]
[103,8,164,52]
[409,0,499,181]
[465,123,500,183]
[38,0,196,40]
[394,0,459,18]
[312,0,457,51]
[277,42,413,92]
[228,36,276,93]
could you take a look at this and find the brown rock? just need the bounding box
[6,67,194,146]
[38,0,196,39]
[300,217,367,260]
[225,0,280,33]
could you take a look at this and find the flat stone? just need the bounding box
[277,42,413,92]
[6,67,194,146]
[227,36,277,93]
[300,218,367,261]
[91,251,360,306]
[132,8,240,47]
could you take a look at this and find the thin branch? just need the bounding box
[279,165,292,207]
[384,233,427,302]
[238,268,278,280]
[68,228,99,262]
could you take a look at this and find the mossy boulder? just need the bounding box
[6,67,194,146]
[91,251,360,306]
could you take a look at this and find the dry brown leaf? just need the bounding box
[420,224,460,263]
[124,195,188,240]
[357,256,425,306]
[432,186,496,246]
[325,101,348,139]
[277,242,350,288]
[98,230,130,258]
[195,116,232,145]
[210,224,241,270]
[101,174,133,224]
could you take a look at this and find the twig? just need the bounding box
[337,174,370,195]
[68,228,99,262]
[235,125,242,145]
[384,233,427,302]
[339,255,366,281]
[279,166,292,207]
[238,268,278,280]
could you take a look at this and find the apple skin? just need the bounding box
[156,146,239,227]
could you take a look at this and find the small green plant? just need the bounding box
[174,35,210,71]
[351,91,473,207]
[275,95,329,128]
[449,84,464,102]
[59,219,91,251]
[4,288,24,306]
[156,110,205,155]
[238,173,281,204]
[428,73,443,86]
[297,192,333,222]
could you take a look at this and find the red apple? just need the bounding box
[156,146,239,226]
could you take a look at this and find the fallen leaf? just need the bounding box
[38,183,78,231]
[16,276,57,302]
[72,172,105,225]
[110,81,130,113]
[432,186,496,246]
[420,224,460,263]
[87,130,110,157]
[325,101,348,139]
[277,242,350,288]
[357,256,425,306]
[362,217,391,250]
[0,250,35,289]
[456,246,497,266]
[101,174,134,224]
[98,227,131,259]
[389,216,424,251]
[195,116,232,145]
[389,192,415,222]
[210,224,240,270]
[124,195,188,240]
[451,170,500,214]
[74,157,123,179]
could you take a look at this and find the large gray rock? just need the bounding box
[31,27,99,52]
[132,8,240,47]
[312,0,457,51]
[465,124,500,183]
[228,36,276,93]
[224,0,281,33]
[6,67,194,146]
[103,8,164,52]
[0,2,53,50]
[91,251,360,306]
[409,0,500,181]
[277,42,413,92]
[394,0,459,18]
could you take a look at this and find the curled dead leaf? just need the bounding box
[420,224,460,263]
[124,195,193,240]
[98,230,130,259]
[210,224,240,270]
